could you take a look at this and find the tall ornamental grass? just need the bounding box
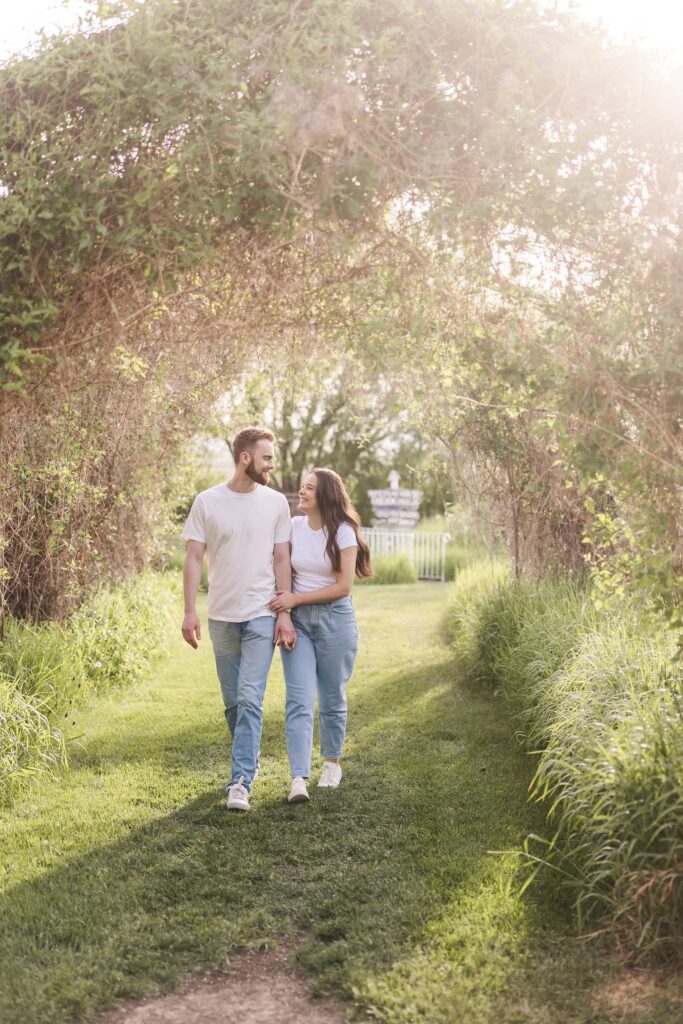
[0,571,178,802]
[446,562,683,962]
[443,542,493,581]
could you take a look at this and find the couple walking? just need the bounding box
[180,426,372,811]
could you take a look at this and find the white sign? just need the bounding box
[368,489,421,507]
[368,484,422,531]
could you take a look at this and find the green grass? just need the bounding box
[446,564,683,964]
[0,572,178,802]
[0,584,680,1023]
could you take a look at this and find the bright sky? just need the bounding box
[1,0,682,64]
[558,0,683,64]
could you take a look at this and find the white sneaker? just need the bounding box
[317,761,342,788]
[226,776,251,812]
[288,776,310,804]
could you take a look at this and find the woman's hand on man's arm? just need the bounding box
[270,590,298,612]
[272,546,358,610]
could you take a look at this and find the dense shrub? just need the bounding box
[0,571,178,802]
[445,562,683,962]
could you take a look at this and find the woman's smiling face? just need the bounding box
[298,473,318,514]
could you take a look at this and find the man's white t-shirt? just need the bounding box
[181,483,291,622]
[290,515,358,594]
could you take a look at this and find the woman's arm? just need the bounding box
[269,546,357,611]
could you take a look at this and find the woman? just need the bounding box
[269,468,373,804]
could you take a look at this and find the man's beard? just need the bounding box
[245,461,270,485]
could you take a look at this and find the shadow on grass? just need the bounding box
[66,690,288,778]
[0,652,592,1024]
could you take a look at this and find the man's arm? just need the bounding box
[273,540,292,593]
[273,541,296,649]
[182,540,206,649]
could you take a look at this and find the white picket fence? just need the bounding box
[361,528,449,581]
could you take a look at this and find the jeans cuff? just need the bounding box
[228,779,251,791]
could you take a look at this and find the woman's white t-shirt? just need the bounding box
[290,516,358,594]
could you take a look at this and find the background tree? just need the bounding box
[216,350,452,523]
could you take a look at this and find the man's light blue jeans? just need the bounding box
[280,596,359,778]
[208,615,275,790]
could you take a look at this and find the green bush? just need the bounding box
[445,564,683,962]
[0,571,178,802]
[362,554,418,585]
[163,538,208,591]
[72,571,177,689]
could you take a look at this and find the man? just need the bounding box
[181,427,295,812]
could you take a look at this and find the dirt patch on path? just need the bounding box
[96,947,350,1024]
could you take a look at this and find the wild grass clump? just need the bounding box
[444,560,512,675]
[0,673,63,796]
[361,554,418,585]
[445,563,683,962]
[0,571,178,801]
[443,542,490,581]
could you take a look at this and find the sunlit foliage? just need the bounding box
[0,0,680,625]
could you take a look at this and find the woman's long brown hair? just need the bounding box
[310,468,373,578]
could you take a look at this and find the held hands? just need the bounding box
[274,611,296,651]
[269,590,296,613]
[182,609,295,652]
[271,588,297,650]
[181,611,201,649]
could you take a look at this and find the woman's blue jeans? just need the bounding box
[208,615,275,790]
[280,596,359,778]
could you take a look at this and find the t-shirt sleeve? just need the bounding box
[274,496,292,545]
[180,495,206,544]
[337,522,358,550]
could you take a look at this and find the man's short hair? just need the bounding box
[232,426,274,463]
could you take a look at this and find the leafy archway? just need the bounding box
[1,0,681,622]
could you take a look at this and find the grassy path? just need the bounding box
[0,585,675,1023]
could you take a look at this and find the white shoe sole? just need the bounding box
[288,792,310,803]
[226,802,250,812]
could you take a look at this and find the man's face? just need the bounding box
[243,440,275,485]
